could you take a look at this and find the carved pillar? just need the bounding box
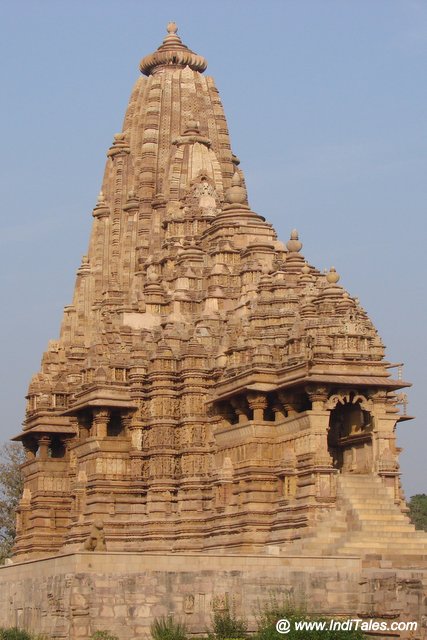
[121,409,134,436]
[271,397,286,422]
[247,392,267,421]
[78,413,92,439]
[38,435,51,460]
[306,385,329,411]
[92,408,110,438]
[23,438,37,461]
[129,365,146,450]
[306,384,334,468]
[230,397,248,425]
[370,389,400,497]
[277,390,300,417]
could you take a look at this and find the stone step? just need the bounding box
[339,498,398,506]
[338,487,393,495]
[342,493,401,501]
[314,533,427,553]
[338,490,392,498]
[347,513,410,522]
[338,482,387,489]
[346,532,424,541]
[340,491,397,498]
[340,480,392,485]
[342,507,407,514]
[338,540,427,550]
[339,496,398,504]
[344,516,412,525]
[338,479,387,485]
[285,474,424,560]
[347,528,416,536]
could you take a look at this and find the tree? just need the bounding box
[408,494,427,532]
[0,442,24,563]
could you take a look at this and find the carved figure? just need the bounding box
[83,520,107,551]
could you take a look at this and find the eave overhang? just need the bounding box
[12,414,77,441]
[63,384,137,414]
[211,360,411,403]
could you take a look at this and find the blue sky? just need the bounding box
[0,0,426,496]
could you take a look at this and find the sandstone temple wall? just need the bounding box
[0,553,426,639]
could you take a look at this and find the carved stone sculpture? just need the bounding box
[11,23,425,570]
[83,520,107,552]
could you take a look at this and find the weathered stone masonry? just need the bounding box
[2,23,426,639]
[1,553,426,639]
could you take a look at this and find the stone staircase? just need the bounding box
[286,474,427,567]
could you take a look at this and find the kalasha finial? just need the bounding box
[326,266,340,284]
[140,23,207,76]
[224,171,247,205]
[286,229,302,253]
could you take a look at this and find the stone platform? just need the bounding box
[0,552,426,639]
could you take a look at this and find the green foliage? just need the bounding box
[0,629,47,640]
[255,594,366,640]
[90,632,119,640]
[408,494,427,531]
[0,443,25,564]
[0,629,33,640]
[255,594,305,640]
[150,616,187,640]
[208,609,248,640]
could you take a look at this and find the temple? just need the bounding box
[12,24,427,571]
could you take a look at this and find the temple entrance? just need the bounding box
[327,396,373,473]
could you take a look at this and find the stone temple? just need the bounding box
[1,24,426,639]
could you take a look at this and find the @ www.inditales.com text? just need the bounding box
[275,618,418,634]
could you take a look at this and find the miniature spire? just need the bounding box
[92,190,109,219]
[286,229,302,253]
[140,23,208,76]
[326,266,340,284]
[224,172,248,206]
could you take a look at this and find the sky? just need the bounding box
[0,0,426,496]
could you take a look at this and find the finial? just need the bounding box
[140,24,207,76]
[286,230,302,253]
[224,171,247,205]
[231,172,241,187]
[302,262,310,275]
[93,189,110,218]
[167,22,178,34]
[326,266,340,284]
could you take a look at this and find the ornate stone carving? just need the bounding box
[83,520,107,551]
[13,24,415,567]
[247,392,267,421]
[92,409,110,439]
